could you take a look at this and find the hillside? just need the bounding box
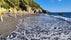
[0,0,43,37]
[0,0,42,12]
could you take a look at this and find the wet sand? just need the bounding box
[0,15,19,36]
[0,13,38,36]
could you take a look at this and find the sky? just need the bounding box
[34,0,71,12]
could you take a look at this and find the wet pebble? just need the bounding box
[8,32,17,39]
[67,38,71,40]
[31,39,40,40]
[0,36,6,40]
[17,35,28,40]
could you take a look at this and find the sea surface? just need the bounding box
[49,13,71,18]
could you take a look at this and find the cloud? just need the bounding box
[50,0,62,2]
[58,0,62,2]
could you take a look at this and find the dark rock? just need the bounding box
[31,39,40,40]
[0,36,6,40]
[25,30,31,34]
[67,38,71,40]
[64,31,70,35]
[47,37,50,39]
[58,13,63,16]
[41,37,47,39]
[8,32,17,39]
[42,10,49,14]
[54,27,57,29]
[54,37,60,40]
[17,35,28,40]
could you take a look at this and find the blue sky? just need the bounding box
[34,0,71,12]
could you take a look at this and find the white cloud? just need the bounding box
[58,0,62,2]
[50,0,62,2]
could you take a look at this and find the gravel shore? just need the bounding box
[0,13,38,36]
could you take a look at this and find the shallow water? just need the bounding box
[1,14,71,40]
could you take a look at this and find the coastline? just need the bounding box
[6,14,71,40]
[0,13,39,36]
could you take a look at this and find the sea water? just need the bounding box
[49,13,71,18]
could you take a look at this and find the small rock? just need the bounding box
[0,36,6,40]
[17,35,28,40]
[41,37,48,39]
[67,38,71,40]
[31,39,40,40]
[8,32,17,39]
[54,37,60,40]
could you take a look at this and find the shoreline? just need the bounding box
[0,13,39,36]
[0,14,18,36]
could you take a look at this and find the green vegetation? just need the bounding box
[0,0,42,22]
[0,0,42,10]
